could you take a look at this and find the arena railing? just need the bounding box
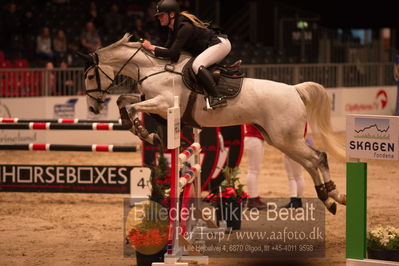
[241,62,393,88]
[0,62,393,98]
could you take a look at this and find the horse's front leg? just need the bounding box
[116,94,160,145]
[116,94,142,129]
[126,95,170,116]
[120,95,168,146]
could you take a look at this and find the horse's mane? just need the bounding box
[96,32,192,66]
[97,33,140,53]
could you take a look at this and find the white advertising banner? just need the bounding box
[0,96,140,145]
[327,86,398,131]
[346,114,399,160]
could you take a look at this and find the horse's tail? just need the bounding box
[295,81,346,161]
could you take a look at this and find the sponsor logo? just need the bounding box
[54,98,78,118]
[345,89,388,112]
[0,165,136,193]
[348,117,396,159]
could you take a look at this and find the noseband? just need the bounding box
[84,46,143,104]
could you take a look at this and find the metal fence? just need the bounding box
[0,62,394,97]
[241,62,394,88]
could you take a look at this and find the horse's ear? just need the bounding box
[75,51,93,63]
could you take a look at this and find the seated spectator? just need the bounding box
[80,21,102,53]
[131,18,151,42]
[20,9,37,60]
[125,2,144,18]
[86,1,101,30]
[57,61,75,95]
[1,2,20,58]
[53,29,68,63]
[66,42,85,67]
[104,4,123,42]
[36,27,54,61]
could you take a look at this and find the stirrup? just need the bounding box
[204,97,212,110]
[203,96,227,110]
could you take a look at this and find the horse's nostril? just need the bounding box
[89,106,97,114]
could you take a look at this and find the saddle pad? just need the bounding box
[182,58,243,99]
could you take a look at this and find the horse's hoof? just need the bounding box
[119,108,133,129]
[341,194,346,205]
[327,202,337,215]
[153,134,163,148]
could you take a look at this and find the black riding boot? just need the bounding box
[282,197,303,209]
[197,66,227,109]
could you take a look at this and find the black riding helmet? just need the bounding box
[154,0,180,16]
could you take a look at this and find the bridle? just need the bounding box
[84,46,143,104]
[84,44,182,104]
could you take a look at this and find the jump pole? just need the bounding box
[0,122,126,130]
[0,143,137,152]
[0,117,122,124]
[346,114,399,266]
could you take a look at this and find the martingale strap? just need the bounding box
[138,63,182,84]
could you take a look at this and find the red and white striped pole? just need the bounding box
[166,96,181,260]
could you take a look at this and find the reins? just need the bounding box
[85,46,143,104]
[85,45,182,104]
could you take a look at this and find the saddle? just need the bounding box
[182,58,245,98]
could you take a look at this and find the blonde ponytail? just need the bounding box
[179,11,210,29]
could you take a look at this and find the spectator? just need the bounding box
[244,124,267,209]
[1,2,20,57]
[80,21,101,53]
[20,10,37,39]
[53,29,68,64]
[57,61,75,95]
[178,0,192,11]
[36,27,54,61]
[131,18,151,42]
[44,61,56,95]
[66,42,85,67]
[282,137,313,209]
[104,4,123,42]
[125,0,144,18]
[86,1,101,29]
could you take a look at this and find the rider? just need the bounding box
[141,0,231,109]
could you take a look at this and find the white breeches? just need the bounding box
[192,37,231,74]
[244,136,264,198]
[283,154,305,197]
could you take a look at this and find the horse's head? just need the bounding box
[78,52,115,114]
[78,34,147,114]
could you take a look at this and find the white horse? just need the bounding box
[80,34,346,214]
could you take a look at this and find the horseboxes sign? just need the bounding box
[346,115,399,160]
[0,165,151,194]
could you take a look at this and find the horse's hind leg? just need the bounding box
[317,151,346,205]
[279,141,338,214]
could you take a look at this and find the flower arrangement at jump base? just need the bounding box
[204,167,248,230]
[367,224,399,262]
[126,153,171,266]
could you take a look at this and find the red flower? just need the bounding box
[128,228,167,248]
[225,187,237,196]
[240,192,249,199]
[205,193,215,201]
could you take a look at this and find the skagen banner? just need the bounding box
[0,164,148,193]
[346,115,399,160]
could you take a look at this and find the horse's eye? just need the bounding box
[88,75,94,80]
